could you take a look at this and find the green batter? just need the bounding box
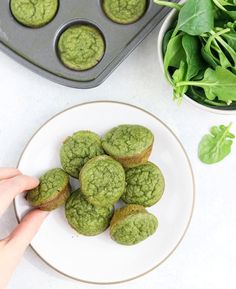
[58,25,105,71]
[103,0,147,24]
[65,190,113,236]
[110,204,158,245]
[10,0,58,28]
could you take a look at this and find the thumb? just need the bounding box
[6,209,48,255]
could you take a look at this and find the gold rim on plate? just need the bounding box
[14,100,195,285]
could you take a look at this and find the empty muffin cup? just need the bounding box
[10,0,59,28]
[102,0,148,24]
[57,24,105,71]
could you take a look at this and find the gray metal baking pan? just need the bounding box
[0,0,179,89]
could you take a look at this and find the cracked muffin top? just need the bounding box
[26,168,70,210]
[103,0,147,24]
[122,162,165,207]
[110,204,158,245]
[58,25,105,71]
[102,125,154,165]
[10,0,58,28]
[65,189,113,236]
[60,131,104,178]
[80,155,125,207]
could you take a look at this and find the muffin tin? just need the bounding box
[0,0,179,89]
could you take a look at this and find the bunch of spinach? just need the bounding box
[154,0,236,108]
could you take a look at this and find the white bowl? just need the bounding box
[157,9,236,115]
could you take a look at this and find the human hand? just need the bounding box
[0,168,48,289]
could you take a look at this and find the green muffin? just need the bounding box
[26,168,71,211]
[110,204,158,245]
[65,190,113,236]
[80,155,125,207]
[10,0,58,28]
[58,25,105,71]
[102,124,154,168]
[60,131,104,178]
[103,0,147,24]
[122,162,165,207]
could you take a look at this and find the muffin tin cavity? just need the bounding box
[10,0,59,28]
[102,0,148,24]
[0,0,179,88]
[57,24,105,71]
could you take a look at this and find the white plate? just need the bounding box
[15,101,195,284]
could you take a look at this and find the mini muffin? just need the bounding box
[60,131,104,178]
[103,0,147,24]
[102,124,154,168]
[58,25,105,71]
[26,168,70,211]
[80,155,125,207]
[122,162,165,207]
[10,0,58,28]
[65,190,113,236]
[110,204,158,245]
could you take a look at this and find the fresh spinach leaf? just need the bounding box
[157,0,236,108]
[172,61,188,102]
[186,86,228,106]
[201,44,219,68]
[214,6,233,26]
[163,28,174,55]
[176,66,236,102]
[176,0,214,35]
[209,29,236,72]
[171,35,205,102]
[227,11,236,21]
[202,29,232,69]
[198,123,235,164]
[222,32,236,49]
[164,33,186,82]
[182,34,204,79]
[213,0,236,19]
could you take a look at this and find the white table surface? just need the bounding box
[0,24,236,289]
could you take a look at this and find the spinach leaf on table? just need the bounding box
[198,123,235,164]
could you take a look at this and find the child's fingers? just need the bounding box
[6,209,49,255]
[0,168,21,181]
[0,175,39,217]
